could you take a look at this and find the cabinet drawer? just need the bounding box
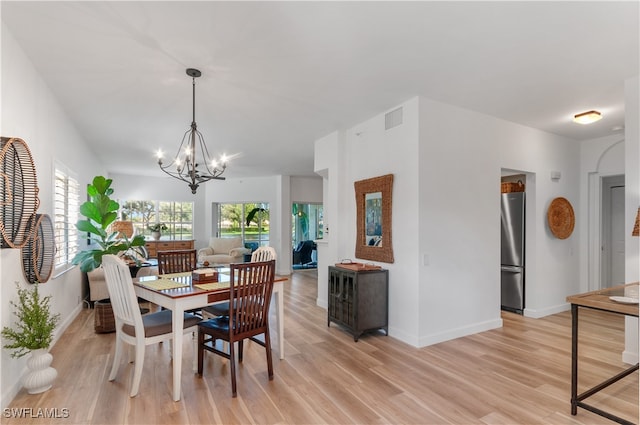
[173,241,193,249]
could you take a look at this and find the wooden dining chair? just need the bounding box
[102,255,200,397]
[157,249,197,275]
[202,246,277,318]
[157,249,201,314]
[197,260,276,397]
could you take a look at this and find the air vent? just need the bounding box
[385,107,403,130]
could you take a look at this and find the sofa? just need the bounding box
[197,236,251,265]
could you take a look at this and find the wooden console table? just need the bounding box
[144,239,194,258]
[566,283,639,425]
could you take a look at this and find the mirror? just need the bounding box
[355,174,394,263]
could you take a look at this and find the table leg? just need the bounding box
[571,303,578,415]
[172,308,184,402]
[275,283,285,360]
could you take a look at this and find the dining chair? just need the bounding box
[251,246,277,262]
[102,254,200,397]
[157,249,197,275]
[157,249,201,315]
[197,260,276,397]
[202,246,277,318]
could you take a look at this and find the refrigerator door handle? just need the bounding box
[501,265,523,273]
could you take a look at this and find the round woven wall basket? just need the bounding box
[21,214,55,284]
[547,197,575,239]
[0,137,40,249]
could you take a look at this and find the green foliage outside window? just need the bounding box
[219,203,269,244]
[118,200,194,240]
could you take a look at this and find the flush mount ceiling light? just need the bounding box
[156,68,227,194]
[573,110,602,125]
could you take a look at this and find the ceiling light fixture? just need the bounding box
[573,110,602,125]
[156,68,227,194]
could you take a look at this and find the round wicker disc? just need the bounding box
[547,197,575,239]
[0,137,40,249]
[21,214,55,284]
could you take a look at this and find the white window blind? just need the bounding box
[54,165,79,271]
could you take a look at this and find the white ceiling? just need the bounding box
[2,1,638,179]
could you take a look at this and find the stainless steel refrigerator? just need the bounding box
[501,192,525,313]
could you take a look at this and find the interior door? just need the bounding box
[601,175,625,288]
[609,185,625,286]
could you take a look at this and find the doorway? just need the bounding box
[601,175,625,288]
[292,203,323,269]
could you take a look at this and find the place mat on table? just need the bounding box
[194,281,231,291]
[159,272,191,279]
[138,278,189,290]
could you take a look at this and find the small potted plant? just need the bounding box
[148,222,168,240]
[2,283,61,394]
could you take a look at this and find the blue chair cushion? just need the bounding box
[199,316,230,333]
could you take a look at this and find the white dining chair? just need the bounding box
[102,254,200,397]
[251,246,277,262]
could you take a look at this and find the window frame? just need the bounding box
[53,161,79,276]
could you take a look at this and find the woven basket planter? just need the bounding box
[94,299,116,333]
[501,181,525,193]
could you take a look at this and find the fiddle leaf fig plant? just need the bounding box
[72,176,146,273]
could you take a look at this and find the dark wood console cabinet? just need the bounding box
[328,265,389,341]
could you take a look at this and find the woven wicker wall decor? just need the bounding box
[21,214,55,283]
[547,197,575,239]
[0,137,40,249]
[354,174,394,263]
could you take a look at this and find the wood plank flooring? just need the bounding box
[4,269,638,424]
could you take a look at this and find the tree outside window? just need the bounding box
[119,200,193,240]
[218,203,269,246]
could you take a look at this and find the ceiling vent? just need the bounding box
[385,107,403,130]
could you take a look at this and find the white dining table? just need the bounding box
[133,271,287,401]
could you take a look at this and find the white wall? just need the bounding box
[1,27,105,408]
[291,176,323,204]
[314,131,343,308]
[418,97,581,346]
[579,134,625,294]
[318,95,582,348]
[623,75,639,364]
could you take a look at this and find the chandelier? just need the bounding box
[157,68,227,194]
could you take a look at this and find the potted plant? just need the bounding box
[147,222,168,240]
[72,176,146,273]
[2,283,60,394]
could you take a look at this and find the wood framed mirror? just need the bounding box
[354,174,394,263]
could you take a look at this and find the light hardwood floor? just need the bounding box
[5,269,638,424]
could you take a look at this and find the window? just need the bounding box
[53,163,79,273]
[119,200,193,240]
[218,203,269,246]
